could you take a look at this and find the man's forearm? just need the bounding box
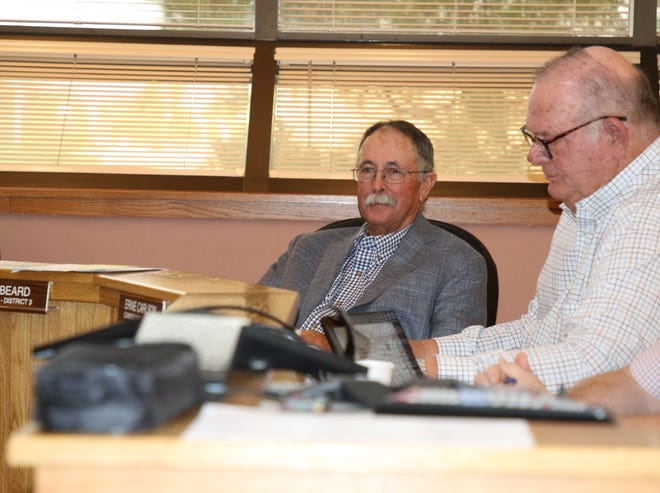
[409,338,439,359]
[567,367,658,415]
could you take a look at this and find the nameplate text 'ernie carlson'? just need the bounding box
[118,293,167,321]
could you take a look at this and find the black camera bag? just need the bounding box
[35,342,200,434]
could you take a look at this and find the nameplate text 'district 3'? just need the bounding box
[0,279,51,313]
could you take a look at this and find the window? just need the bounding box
[272,48,562,183]
[0,0,255,32]
[0,40,253,175]
[279,0,631,36]
[0,0,652,193]
[271,47,640,183]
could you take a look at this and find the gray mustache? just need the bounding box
[363,193,397,207]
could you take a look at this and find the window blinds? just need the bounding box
[1,1,630,36]
[271,49,557,183]
[271,48,640,183]
[279,0,631,36]
[0,0,255,31]
[0,1,644,184]
[0,41,253,175]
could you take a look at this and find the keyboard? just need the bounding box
[374,379,612,422]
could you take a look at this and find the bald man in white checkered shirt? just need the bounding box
[412,46,660,393]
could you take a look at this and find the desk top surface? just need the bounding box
[4,262,658,485]
[7,411,660,481]
[0,260,300,324]
[0,261,292,296]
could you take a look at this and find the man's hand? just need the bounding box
[474,352,547,393]
[298,329,332,353]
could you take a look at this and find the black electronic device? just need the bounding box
[321,310,425,386]
[33,318,142,359]
[33,310,367,402]
[279,377,392,412]
[230,323,367,378]
[374,378,612,422]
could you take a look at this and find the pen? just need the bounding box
[503,377,517,385]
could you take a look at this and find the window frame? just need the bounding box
[0,0,657,223]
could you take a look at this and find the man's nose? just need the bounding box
[371,170,387,188]
[527,144,549,166]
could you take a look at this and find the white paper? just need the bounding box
[136,312,249,372]
[182,402,535,448]
[0,260,161,273]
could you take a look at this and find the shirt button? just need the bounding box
[356,271,363,277]
[311,322,318,329]
[336,300,343,307]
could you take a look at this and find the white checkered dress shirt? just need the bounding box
[433,137,660,392]
[300,224,411,332]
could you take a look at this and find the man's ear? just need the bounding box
[603,117,629,156]
[419,172,437,201]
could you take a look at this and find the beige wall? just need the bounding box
[0,214,554,325]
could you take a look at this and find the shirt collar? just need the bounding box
[355,222,413,255]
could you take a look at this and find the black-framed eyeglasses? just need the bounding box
[352,165,426,184]
[520,115,627,160]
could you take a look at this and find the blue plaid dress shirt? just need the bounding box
[300,223,411,331]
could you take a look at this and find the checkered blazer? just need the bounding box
[259,214,487,339]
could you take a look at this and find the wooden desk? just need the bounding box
[0,261,299,493]
[6,413,660,493]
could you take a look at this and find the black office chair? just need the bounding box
[318,217,499,326]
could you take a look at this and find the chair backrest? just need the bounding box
[318,217,499,326]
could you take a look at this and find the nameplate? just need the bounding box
[0,279,51,314]
[118,293,167,321]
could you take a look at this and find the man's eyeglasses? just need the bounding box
[520,115,627,160]
[352,165,426,184]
